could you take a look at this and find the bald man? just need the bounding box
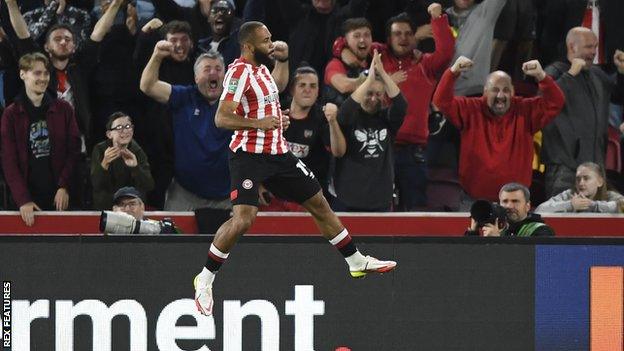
[541,27,624,197]
[432,56,565,209]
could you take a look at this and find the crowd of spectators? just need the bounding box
[1,0,624,226]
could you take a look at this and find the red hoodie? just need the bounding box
[381,14,455,145]
[433,69,565,200]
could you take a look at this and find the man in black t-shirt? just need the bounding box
[283,66,337,198]
[331,50,407,211]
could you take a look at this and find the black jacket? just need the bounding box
[503,213,555,237]
[542,61,624,170]
[465,213,555,236]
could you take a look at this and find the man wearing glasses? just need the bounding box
[198,0,242,66]
[112,186,147,221]
[90,112,154,210]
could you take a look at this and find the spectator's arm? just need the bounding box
[335,98,362,158]
[612,50,624,104]
[330,73,363,94]
[527,74,565,133]
[5,0,31,39]
[590,200,622,213]
[23,3,55,42]
[535,191,575,213]
[90,0,123,42]
[131,144,155,194]
[57,105,82,189]
[90,144,113,190]
[432,68,466,129]
[322,103,346,157]
[139,40,173,104]
[423,14,455,78]
[590,192,624,213]
[1,110,32,206]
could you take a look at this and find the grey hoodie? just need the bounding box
[446,0,507,96]
[535,189,624,213]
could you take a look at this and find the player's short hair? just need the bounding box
[45,23,76,44]
[385,12,415,38]
[105,111,133,131]
[499,183,531,202]
[161,20,193,39]
[238,21,265,45]
[18,52,49,71]
[342,17,372,36]
[194,50,225,74]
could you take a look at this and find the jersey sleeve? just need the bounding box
[220,64,250,103]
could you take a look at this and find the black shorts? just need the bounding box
[228,150,321,207]
[494,0,537,41]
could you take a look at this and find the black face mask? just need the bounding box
[253,49,274,70]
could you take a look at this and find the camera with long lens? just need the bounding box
[470,200,508,229]
[100,211,164,234]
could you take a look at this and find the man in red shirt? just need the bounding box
[193,21,397,317]
[323,17,373,105]
[381,3,454,210]
[432,56,565,209]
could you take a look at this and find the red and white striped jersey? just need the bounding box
[220,57,288,154]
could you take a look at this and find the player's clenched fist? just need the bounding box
[273,41,289,61]
[450,56,473,74]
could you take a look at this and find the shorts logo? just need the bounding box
[242,179,253,189]
[227,78,239,94]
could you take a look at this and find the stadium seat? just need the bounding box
[426,167,461,211]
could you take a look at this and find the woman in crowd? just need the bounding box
[536,162,624,213]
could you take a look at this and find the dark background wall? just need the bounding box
[0,236,540,350]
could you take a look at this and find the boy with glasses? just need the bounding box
[91,111,154,210]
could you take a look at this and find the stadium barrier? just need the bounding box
[1,235,623,350]
[1,211,624,236]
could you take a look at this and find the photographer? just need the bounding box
[466,183,554,237]
[101,186,178,234]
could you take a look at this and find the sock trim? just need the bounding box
[329,229,349,246]
[209,244,229,260]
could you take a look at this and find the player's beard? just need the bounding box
[254,49,275,70]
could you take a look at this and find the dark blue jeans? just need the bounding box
[394,144,428,211]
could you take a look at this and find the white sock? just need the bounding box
[329,229,349,246]
[345,250,366,270]
[198,267,215,287]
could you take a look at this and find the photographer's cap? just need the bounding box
[113,186,142,204]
